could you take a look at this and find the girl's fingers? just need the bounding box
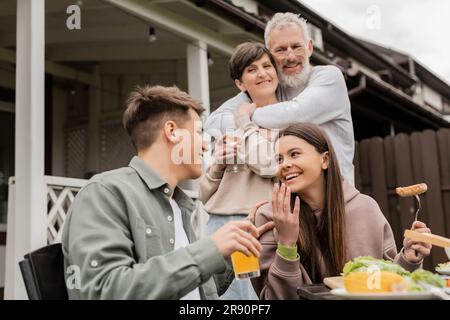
[404,238,414,249]
[284,186,291,215]
[272,183,279,217]
[411,241,432,250]
[293,196,300,220]
[411,245,431,257]
[278,184,286,215]
[412,221,427,230]
[247,200,269,224]
[413,227,431,234]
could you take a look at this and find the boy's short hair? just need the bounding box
[123,85,204,151]
[228,42,276,81]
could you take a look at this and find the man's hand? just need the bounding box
[272,183,300,246]
[211,220,262,258]
[403,221,432,263]
[238,102,256,117]
[259,128,278,142]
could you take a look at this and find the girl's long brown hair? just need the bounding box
[280,123,346,281]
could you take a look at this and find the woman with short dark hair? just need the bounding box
[199,42,280,300]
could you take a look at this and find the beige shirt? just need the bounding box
[252,180,422,300]
[198,113,277,215]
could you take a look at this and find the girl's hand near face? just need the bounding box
[272,183,300,246]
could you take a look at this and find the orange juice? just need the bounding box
[231,251,260,279]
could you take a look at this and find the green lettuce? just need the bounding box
[342,256,446,291]
[342,256,410,276]
[402,276,425,292]
[436,262,450,271]
[411,269,446,288]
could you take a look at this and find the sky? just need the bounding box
[299,0,450,85]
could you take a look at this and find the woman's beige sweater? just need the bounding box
[198,114,277,215]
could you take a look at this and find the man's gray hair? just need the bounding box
[264,12,310,48]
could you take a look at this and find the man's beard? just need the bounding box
[278,60,312,88]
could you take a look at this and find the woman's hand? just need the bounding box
[246,200,275,239]
[272,183,300,246]
[211,135,238,171]
[238,102,256,117]
[403,221,432,263]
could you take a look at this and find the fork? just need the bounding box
[412,195,422,258]
[413,195,421,222]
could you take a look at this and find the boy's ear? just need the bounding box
[163,120,182,143]
[234,79,246,92]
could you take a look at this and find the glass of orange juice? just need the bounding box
[230,251,260,279]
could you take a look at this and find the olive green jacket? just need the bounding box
[62,156,231,299]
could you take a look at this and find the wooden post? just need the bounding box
[86,67,101,175]
[181,41,211,191]
[187,41,210,115]
[4,0,47,299]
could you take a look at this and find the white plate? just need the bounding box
[330,288,435,300]
[435,267,450,276]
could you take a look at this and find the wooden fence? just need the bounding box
[354,128,450,270]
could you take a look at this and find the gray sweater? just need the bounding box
[205,65,355,185]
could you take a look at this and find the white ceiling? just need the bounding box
[0,0,261,63]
